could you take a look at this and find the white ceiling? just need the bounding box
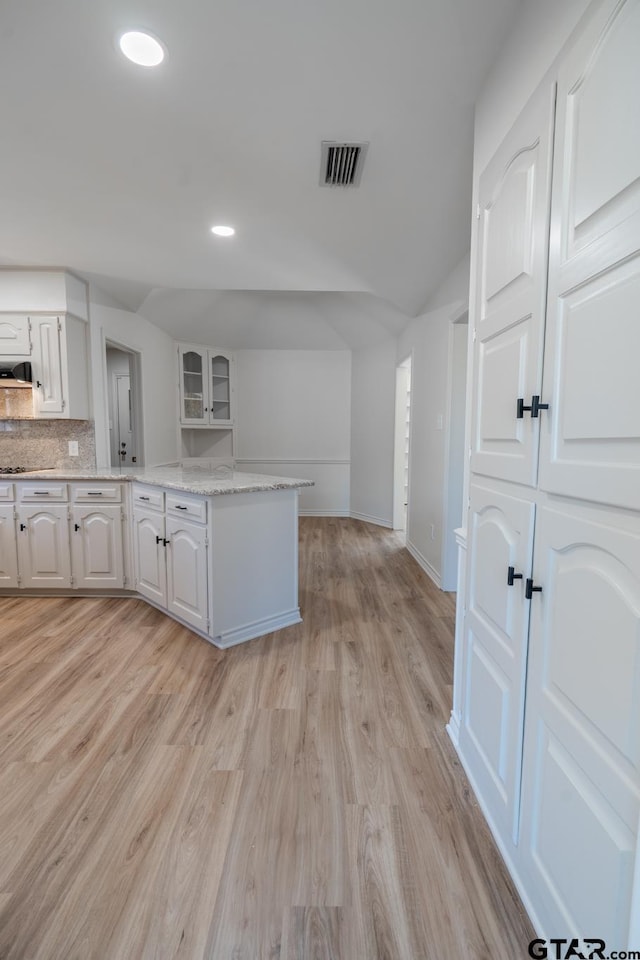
[0,0,520,341]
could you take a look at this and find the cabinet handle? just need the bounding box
[163,538,170,546]
[516,398,532,419]
[139,496,150,501]
[525,578,543,599]
[175,505,188,510]
[33,491,50,495]
[156,535,163,545]
[530,395,549,418]
[36,380,42,389]
[87,491,103,496]
[507,566,523,586]
[74,523,80,532]
[20,523,26,532]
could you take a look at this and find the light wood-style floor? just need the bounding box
[0,518,533,959]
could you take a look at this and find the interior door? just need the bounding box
[459,481,535,848]
[115,374,134,465]
[538,0,640,510]
[519,501,640,948]
[470,82,555,487]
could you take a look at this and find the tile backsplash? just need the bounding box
[0,386,33,419]
[0,419,96,470]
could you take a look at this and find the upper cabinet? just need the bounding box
[178,344,234,426]
[0,315,31,357]
[31,315,89,419]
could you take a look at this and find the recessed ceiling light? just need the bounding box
[119,31,165,67]
[211,225,235,237]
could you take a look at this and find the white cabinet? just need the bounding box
[0,315,31,357]
[178,344,234,426]
[70,505,124,589]
[0,503,19,587]
[31,315,89,419]
[17,504,71,588]
[132,485,209,632]
[455,0,640,946]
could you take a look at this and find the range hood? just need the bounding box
[0,361,32,384]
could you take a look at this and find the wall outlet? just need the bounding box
[68,440,79,457]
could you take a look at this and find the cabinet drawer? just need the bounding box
[0,483,15,502]
[71,483,122,503]
[19,482,68,502]
[132,484,164,512]
[166,492,207,524]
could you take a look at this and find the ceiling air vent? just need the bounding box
[320,141,368,187]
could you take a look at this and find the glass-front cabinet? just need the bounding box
[178,345,234,426]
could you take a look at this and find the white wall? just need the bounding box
[89,285,177,467]
[349,338,397,527]
[235,349,351,516]
[398,255,470,587]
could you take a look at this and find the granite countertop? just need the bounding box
[0,465,315,496]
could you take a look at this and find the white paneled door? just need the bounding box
[538,0,640,510]
[460,481,535,849]
[71,506,124,589]
[166,516,208,632]
[17,506,71,588]
[470,82,556,488]
[519,502,640,947]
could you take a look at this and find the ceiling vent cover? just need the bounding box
[320,141,368,187]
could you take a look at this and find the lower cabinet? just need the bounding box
[17,504,72,588]
[0,504,19,587]
[70,505,124,589]
[132,502,209,634]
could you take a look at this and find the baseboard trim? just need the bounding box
[447,727,545,940]
[446,713,460,748]
[299,509,350,517]
[212,609,302,648]
[350,511,393,529]
[406,539,442,588]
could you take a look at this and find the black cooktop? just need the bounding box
[0,466,30,474]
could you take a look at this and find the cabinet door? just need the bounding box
[17,505,71,588]
[0,505,18,587]
[32,316,64,416]
[178,346,208,424]
[538,0,640,510]
[132,509,166,606]
[71,506,124,589]
[470,82,555,487]
[0,316,31,357]
[208,351,233,425]
[519,503,640,949]
[459,482,535,847]
[165,515,208,632]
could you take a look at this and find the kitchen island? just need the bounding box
[0,466,314,647]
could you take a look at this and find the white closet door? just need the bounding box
[519,501,640,948]
[459,481,535,848]
[470,82,555,487]
[538,0,640,510]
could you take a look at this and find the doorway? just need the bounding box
[105,343,143,468]
[393,355,412,536]
[441,312,468,590]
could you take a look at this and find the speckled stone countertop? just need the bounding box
[0,465,315,497]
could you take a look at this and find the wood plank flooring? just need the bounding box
[0,518,534,959]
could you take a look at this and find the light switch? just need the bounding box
[68,440,79,457]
